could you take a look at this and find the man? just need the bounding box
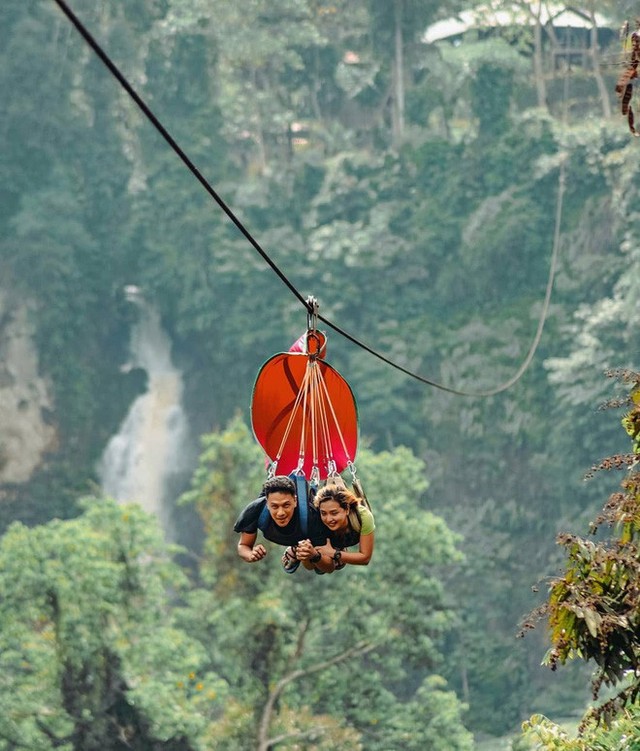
[234,475,332,572]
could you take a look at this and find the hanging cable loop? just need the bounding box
[53,0,563,400]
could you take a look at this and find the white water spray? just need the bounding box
[98,289,191,533]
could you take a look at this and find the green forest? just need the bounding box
[2,0,640,748]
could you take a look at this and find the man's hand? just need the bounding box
[298,538,336,573]
[295,539,316,560]
[238,532,267,562]
[246,543,267,562]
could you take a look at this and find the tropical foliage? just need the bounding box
[520,370,640,749]
[0,426,471,750]
[1,0,638,743]
[0,499,222,750]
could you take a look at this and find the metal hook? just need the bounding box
[306,295,319,333]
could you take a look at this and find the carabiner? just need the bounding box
[306,295,319,333]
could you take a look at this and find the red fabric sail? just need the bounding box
[251,338,358,479]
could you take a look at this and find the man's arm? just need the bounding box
[237,531,267,562]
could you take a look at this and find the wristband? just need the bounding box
[310,550,321,564]
[332,550,342,564]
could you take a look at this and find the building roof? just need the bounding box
[423,3,616,44]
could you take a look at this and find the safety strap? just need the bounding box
[293,474,308,535]
[257,472,309,536]
[352,476,372,511]
[257,501,270,531]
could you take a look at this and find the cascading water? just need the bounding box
[98,289,192,535]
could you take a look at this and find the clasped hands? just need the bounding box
[295,538,336,562]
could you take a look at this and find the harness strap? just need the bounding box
[257,499,270,531]
[292,474,308,537]
[257,472,310,537]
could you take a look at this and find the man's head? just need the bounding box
[262,475,297,527]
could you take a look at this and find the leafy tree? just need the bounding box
[365,0,459,145]
[0,0,156,519]
[159,0,333,170]
[5,0,639,739]
[0,498,227,751]
[544,127,640,413]
[519,369,640,748]
[521,707,640,751]
[179,416,473,750]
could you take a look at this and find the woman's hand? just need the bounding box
[295,539,316,560]
[297,538,335,573]
[316,538,336,558]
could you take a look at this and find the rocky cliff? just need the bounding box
[0,291,57,485]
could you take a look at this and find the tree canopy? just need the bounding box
[1,0,637,743]
[520,370,640,748]
[178,417,472,750]
[0,425,472,749]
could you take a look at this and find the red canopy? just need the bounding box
[251,334,358,479]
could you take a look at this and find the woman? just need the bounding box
[296,481,375,572]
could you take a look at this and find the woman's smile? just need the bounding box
[319,499,349,531]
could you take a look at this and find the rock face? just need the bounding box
[0,292,57,484]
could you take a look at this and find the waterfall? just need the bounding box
[98,291,191,534]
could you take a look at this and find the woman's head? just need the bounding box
[314,485,360,534]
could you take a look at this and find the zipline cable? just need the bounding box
[51,0,308,312]
[51,0,564,398]
[317,162,566,397]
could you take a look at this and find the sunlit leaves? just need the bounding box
[178,417,468,749]
[530,371,640,728]
[0,498,225,750]
[522,707,640,751]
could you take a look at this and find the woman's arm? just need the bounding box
[337,532,374,566]
[237,531,267,562]
[316,532,375,568]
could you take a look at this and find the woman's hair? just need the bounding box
[314,485,362,533]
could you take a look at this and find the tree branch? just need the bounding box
[267,725,329,747]
[0,729,36,750]
[293,618,311,660]
[257,640,376,751]
[35,718,76,748]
